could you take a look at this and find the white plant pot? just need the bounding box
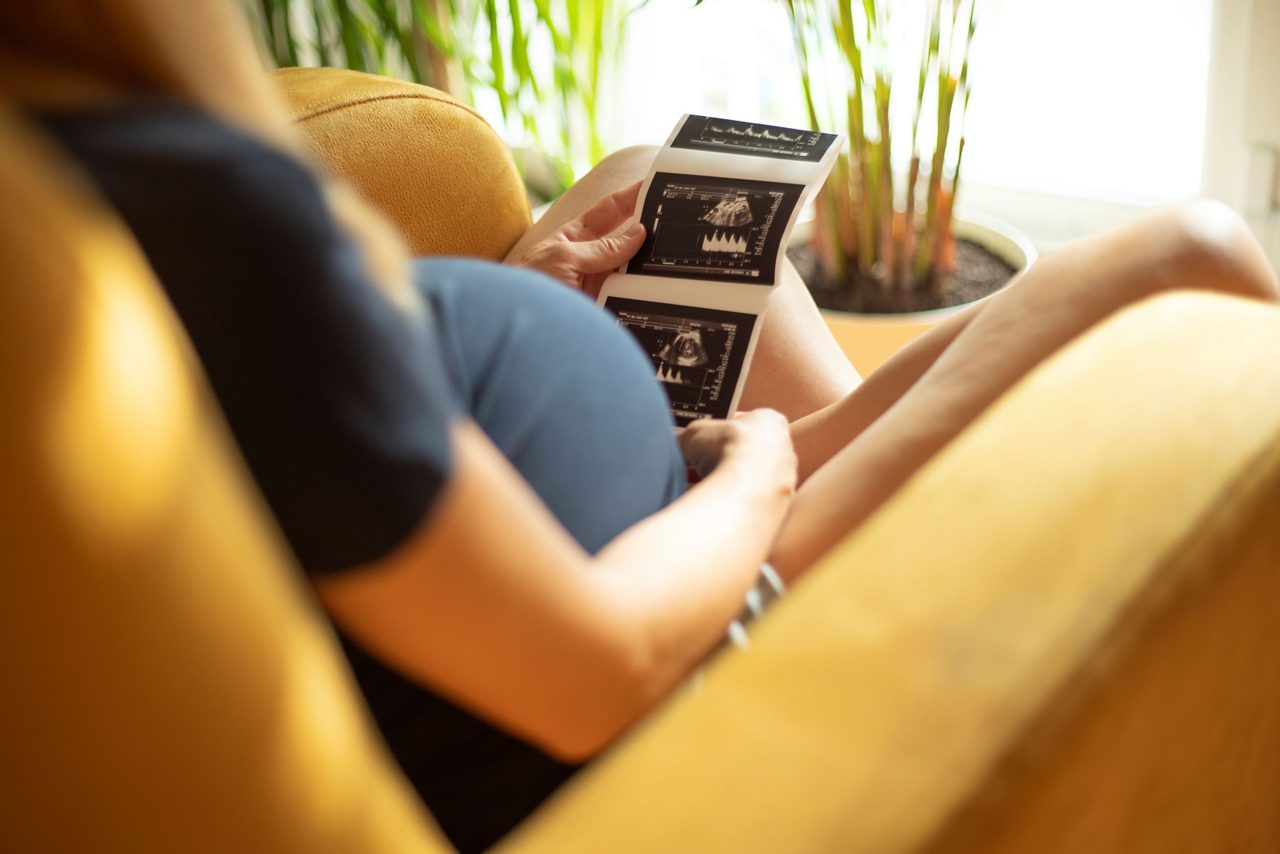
[809,213,1038,375]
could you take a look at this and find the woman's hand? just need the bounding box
[678,410,798,501]
[511,181,646,298]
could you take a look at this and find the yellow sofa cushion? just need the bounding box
[273,67,531,261]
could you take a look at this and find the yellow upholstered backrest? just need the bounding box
[0,113,448,853]
[274,67,532,261]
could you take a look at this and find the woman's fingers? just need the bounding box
[512,181,646,292]
[678,410,798,491]
[569,221,646,274]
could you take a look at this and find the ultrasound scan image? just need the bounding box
[605,297,757,425]
[659,328,710,368]
[626,172,804,285]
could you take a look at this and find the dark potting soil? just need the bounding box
[788,238,1016,315]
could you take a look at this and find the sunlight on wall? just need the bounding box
[613,0,1213,206]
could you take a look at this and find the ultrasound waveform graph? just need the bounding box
[628,172,804,284]
[656,364,691,385]
[708,122,804,144]
[650,219,755,262]
[671,114,841,162]
[702,231,748,253]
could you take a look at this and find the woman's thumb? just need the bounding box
[574,221,646,273]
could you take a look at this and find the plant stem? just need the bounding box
[334,0,370,71]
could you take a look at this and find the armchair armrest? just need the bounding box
[506,291,1280,853]
[271,67,531,261]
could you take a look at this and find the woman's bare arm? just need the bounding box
[314,414,794,762]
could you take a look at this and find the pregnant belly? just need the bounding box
[415,257,688,553]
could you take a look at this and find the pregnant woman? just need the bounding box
[3,1,1274,851]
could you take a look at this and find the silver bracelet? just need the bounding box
[727,563,787,649]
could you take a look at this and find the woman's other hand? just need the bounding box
[512,181,646,297]
[678,410,798,502]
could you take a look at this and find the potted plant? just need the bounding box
[777,0,1036,372]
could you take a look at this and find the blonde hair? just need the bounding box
[0,0,415,309]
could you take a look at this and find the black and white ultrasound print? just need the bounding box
[605,297,757,425]
[626,172,803,285]
[671,115,840,162]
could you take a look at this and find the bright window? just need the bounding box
[613,0,1215,207]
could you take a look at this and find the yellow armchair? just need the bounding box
[2,68,1278,853]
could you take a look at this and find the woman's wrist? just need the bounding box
[703,449,793,523]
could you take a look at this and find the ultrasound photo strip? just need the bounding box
[594,114,842,425]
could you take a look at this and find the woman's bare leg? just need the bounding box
[787,298,983,481]
[772,202,1280,579]
[505,146,859,420]
[736,258,861,418]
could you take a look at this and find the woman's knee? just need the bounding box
[594,144,659,177]
[1147,202,1278,302]
[567,146,658,198]
[572,145,658,201]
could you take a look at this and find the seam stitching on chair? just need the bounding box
[290,93,507,149]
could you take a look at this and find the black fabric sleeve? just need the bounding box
[41,104,457,573]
